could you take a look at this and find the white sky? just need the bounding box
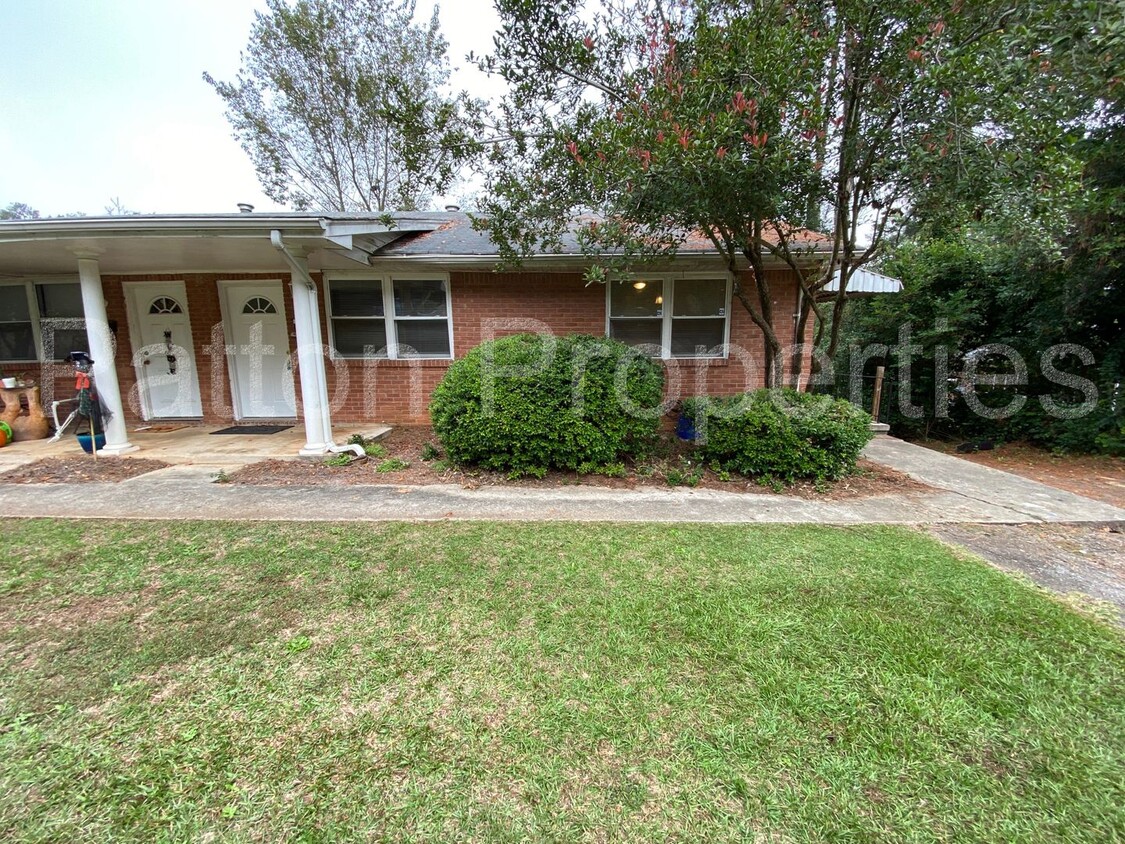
[0,0,503,217]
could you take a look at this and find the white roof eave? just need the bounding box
[825,267,904,294]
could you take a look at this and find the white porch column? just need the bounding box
[287,249,334,455]
[74,250,137,455]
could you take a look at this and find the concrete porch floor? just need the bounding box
[0,423,391,471]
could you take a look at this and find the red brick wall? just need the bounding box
[79,267,813,428]
[323,268,813,424]
[318,271,610,424]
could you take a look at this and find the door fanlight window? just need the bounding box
[243,296,277,315]
[149,296,184,315]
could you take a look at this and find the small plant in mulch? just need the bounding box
[347,433,388,458]
[663,458,703,488]
[324,454,354,467]
[376,458,410,473]
[708,461,732,482]
[420,442,443,462]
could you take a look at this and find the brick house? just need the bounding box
[0,211,827,455]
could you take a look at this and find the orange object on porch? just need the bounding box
[0,385,50,441]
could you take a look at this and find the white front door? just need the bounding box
[126,282,203,418]
[222,281,296,419]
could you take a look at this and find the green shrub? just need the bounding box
[429,333,664,474]
[420,442,442,461]
[682,388,872,482]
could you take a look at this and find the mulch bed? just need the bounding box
[0,457,170,484]
[229,425,933,500]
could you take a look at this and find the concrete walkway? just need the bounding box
[0,437,1121,524]
[929,523,1125,624]
[863,437,1125,522]
[0,423,391,471]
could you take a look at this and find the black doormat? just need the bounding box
[210,425,294,435]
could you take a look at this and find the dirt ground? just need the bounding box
[229,425,934,500]
[0,456,170,484]
[922,440,1125,509]
[930,522,1125,626]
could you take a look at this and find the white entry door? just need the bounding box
[126,282,203,418]
[223,281,296,418]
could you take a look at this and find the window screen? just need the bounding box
[0,286,35,361]
[329,279,388,358]
[609,280,663,355]
[392,279,450,357]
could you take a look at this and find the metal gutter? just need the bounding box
[0,213,454,243]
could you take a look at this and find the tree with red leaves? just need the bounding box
[474,0,1101,385]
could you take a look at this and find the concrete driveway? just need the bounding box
[929,522,1125,625]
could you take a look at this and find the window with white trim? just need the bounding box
[608,276,729,358]
[0,280,85,363]
[326,276,452,359]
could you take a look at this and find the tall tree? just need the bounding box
[205,0,469,212]
[475,0,1103,385]
[0,202,40,220]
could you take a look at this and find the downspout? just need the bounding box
[270,230,364,459]
[793,286,804,390]
[271,229,314,290]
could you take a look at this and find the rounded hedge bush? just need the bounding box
[429,333,664,475]
[682,388,872,481]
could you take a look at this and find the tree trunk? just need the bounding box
[824,289,849,362]
[734,255,783,388]
[792,290,815,389]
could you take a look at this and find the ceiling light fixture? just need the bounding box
[633,281,646,290]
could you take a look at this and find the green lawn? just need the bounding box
[0,520,1121,843]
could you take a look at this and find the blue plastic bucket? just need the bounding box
[675,412,697,441]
